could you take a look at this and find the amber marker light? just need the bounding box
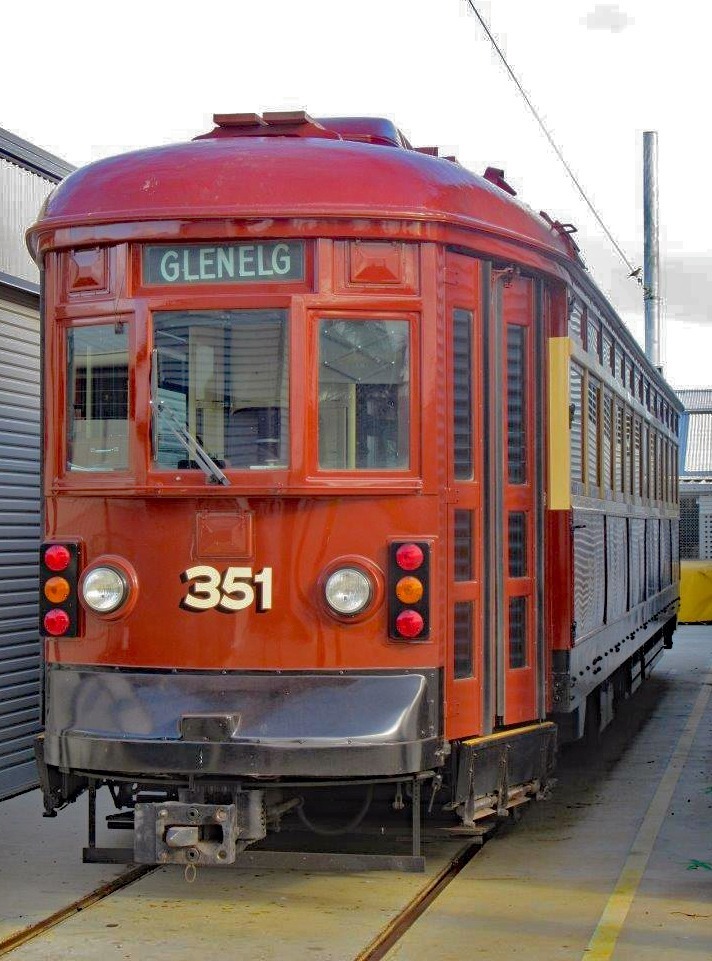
[44,609,70,636]
[44,544,71,572]
[44,576,71,604]
[395,610,424,638]
[395,576,423,604]
[395,543,424,571]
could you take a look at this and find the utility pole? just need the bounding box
[643,131,662,371]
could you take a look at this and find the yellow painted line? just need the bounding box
[582,667,712,961]
[548,337,572,510]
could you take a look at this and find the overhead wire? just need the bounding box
[463,0,642,281]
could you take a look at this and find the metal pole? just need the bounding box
[643,131,661,369]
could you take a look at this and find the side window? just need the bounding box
[602,391,613,493]
[506,324,527,484]
[318,318,410,470]
[587,377,600,489]
[67,324,129,472]
[570,362,584,486]
[453,309,473,480]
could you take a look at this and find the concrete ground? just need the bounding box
[0,625,709,960]
[386,625,712,960]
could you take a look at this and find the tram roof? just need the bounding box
[28,114,576,266]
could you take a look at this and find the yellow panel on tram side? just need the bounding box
[548,337,572,511]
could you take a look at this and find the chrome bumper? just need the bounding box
[43,665,443,779]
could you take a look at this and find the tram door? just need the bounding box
[444,252,484,739]
[492,271,542,726]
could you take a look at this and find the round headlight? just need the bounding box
[82,566,127,613]
[324,567,372,616]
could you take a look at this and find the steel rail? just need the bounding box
[353,839,483,961]
[0,865,155,957]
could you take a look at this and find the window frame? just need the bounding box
[57,314,135,486]
[150,305,291,475]
[308,308,421,482]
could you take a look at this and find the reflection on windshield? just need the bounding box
[153,310,289,470]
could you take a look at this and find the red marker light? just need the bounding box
[395,543,424,571]
[395,609,424,638]
[44,609,70,636]
[44,545,71,572]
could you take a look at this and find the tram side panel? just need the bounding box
[549,289,680,741]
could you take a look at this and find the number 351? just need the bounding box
[180,566,273,612]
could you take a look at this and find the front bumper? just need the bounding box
[43,665,443,779]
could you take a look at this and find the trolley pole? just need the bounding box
[643,130,662,370]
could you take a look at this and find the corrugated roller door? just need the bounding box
[0,297,41,799]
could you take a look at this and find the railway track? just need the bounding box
[0,838,483,960]
[0,865,155,958]
[354,839,483,960]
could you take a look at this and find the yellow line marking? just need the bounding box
[582,667,712,961]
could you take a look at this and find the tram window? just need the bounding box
[568,297,583,344]
[615,403,624,494]
[650,432,658,500]
[507,325,527,484]
[625,412,633,495]
[634,418,642,496]
[508,512,527,577]
[453,308,473,480]
[602,392,613,492]
[587,378,600,489]
[454,601,474,679]
[587,313,600,359]
[508,596,527,669]
[602,330,613,372]
[454,510,473,581]
[615,347,624,385]
[570,363,584,485]
[67,325,128,472]
[152,310,289,470]
[318,319,409,470]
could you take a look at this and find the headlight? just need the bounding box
[324,567,372,616]
[82,566,127,613]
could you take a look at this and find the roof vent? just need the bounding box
[197,111,341,141]
[483,167,517,196]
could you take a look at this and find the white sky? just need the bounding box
[3,0,708,388]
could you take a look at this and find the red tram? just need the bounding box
[28,113,681,869]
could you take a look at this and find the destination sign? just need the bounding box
[143,242,305,285]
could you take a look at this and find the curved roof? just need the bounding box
[28,116,573,265]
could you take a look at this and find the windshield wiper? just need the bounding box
[150,350,230,486]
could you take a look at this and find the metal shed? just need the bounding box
[0,128,73,799]
[677,388,712,560]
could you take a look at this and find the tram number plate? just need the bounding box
[180,566,272,613]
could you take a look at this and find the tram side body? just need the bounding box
[27,118,680,865]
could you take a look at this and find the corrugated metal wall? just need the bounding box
[0,296,42,799]
[0,159,54,284]
[0,129,70,801]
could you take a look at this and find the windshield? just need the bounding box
[153,309,289,470]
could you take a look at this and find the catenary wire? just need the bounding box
[463,0,641,280]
